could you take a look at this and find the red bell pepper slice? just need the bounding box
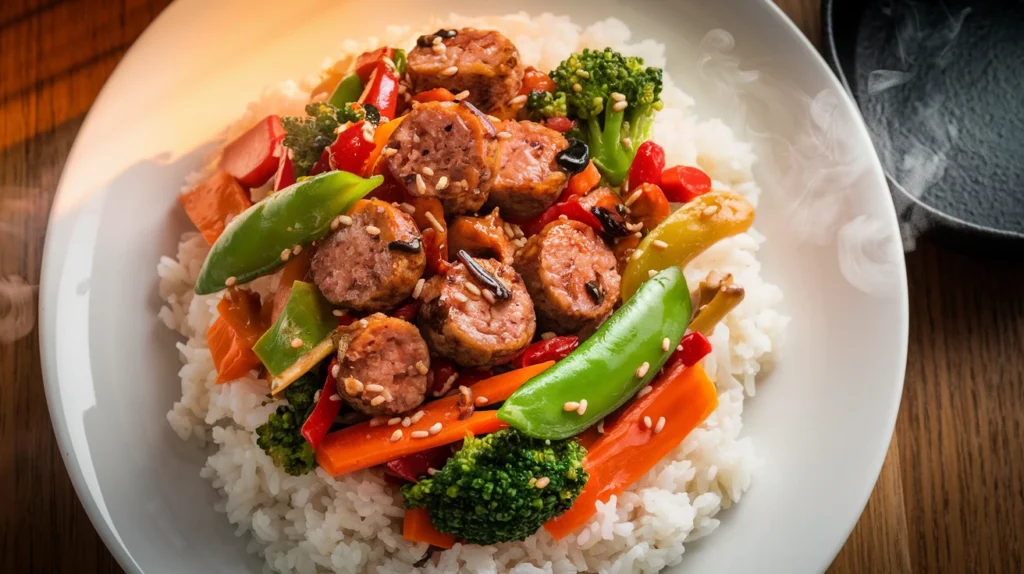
[354,47,395,83]
[327,121,376,175]
[309,148,332,176]
[219,115,286,188]
[627,141,666,191]
[300,358,343,450]
[273,150,296,192]
[660,165,712,203]
[666,332,713,370]
[390,300,420,322]
[514,336,579,369]
[386,445,455,483]
[358,60,400,120]
[517,197,603,237]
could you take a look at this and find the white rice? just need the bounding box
[159,13,787,573]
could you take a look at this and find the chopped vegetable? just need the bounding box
[270,248,313,324]
[315,362,554,476]
[359,60,400,120]
[626,183,671,231]
[328,73,364,110]
[193,171,382,295]
[412,87,457,103]
[179,171,253,245]
[620,191,755,300]
[525,90,568,120]
[281,103,349,177]
[403,508,456,549]
[392,48,407,75]
[387,445,454,483]
[255,370,322,476]
[498,267,691,440]
[206,316,263,384]
[688,275,745,336]
[668,332,713,368]
[354,47,396,82]
[520,66,558,94]
[364,116,406,177]
[544,364,718,539]
[562,160,601,200]
[408,196,450,275]
[300,358,343,450]
[401,428,588,545]
[326,120,376,174]
[627,141,666,190]
[513,336,579,369]
[219,115,286,188]
[217,288,267,348]
[516,196,603,237]
[390,300,420,322]
[273,150,296,192]
[544,116,575,133]
[660,165,712,203]
[253,281,337,394]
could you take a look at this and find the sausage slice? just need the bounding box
[487,120,569,219]
[386,101,499,214]
[311,199,425,312]
[407,28,524,113]
[335,314,430,416]
[447,208,516,265]
[514,220,621,335]
[418,258,535,368]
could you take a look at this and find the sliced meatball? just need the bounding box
[418,257,535,368]
[407,28,524,113]
[386,101,499,214]
[311,199,425,312]
[514,220,621,335]
[448,208,516,264]
[485,120,570,219]
[335,314,430,416]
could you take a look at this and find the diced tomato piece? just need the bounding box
[390,300,420,322]
[660,165,712,203]
[354,47,395,83]
[627,141,666,191]
[178,171,252,245]
[544,117,575,133]
[219,115,285,188]
[519,67,557,94]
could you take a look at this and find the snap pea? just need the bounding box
[328,72,364,109]
[194,171,382,295]
[253,281,337,394]
[497,267,691,440]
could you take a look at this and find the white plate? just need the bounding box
[40,0,908,572]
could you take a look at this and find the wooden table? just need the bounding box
[2,1,1022,572]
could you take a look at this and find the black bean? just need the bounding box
[556,139,589,174]
[592,206,629,238]
[388,238,423,253]
[457,250,511,301]
[585,281,605,305]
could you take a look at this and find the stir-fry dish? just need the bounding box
[163,16,785,572]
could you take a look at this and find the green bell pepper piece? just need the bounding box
[328,73,364,109]
[392,49,407,75]
[498,267,692,440]
[253,281,335,379]
[194,171,382,295]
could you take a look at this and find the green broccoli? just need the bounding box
[548,47,664,185]
[401,428,588,545]
[526,90,568,120]
[254,370,321,476]
[281,102,368,176]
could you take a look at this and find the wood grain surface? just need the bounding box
[1,1,1022,572]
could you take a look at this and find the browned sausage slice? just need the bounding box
[407,28,524,113]
[334,314,430,416]
[487,120,569,219]
[447,209,516,265]
[417,257,535,368]
[311,199,425,312]
[514,220,621,335]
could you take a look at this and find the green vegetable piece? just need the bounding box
[328,72,364,109]
[401,428,588,544]
[393,48,407,75]
[253,281,336,377]
[255,370,321,476]
[498,267,691,440]
[193,171,382,294]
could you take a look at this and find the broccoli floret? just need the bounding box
[401,428,588,545]
[282,102,371,177]
[549,47,664,185]
[254,371,321,476]
[526,90,568,120]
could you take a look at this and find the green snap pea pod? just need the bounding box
[328,73,364,109]
[194,171,382,295]
[253,281,337,394]
[392,49,407,75]
[498,267,692,440]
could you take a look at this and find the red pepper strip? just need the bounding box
[412,87,457,103]
[358,60,400,120]
[430,358,458,397]
[544,364,719,539]
[391,300,420,322]
[386,444,454,483]
[513,336,579,369]
[219,115,286,188]
[309,148,332,176]
[627,141,666,191]
[544,116,575,133]
[354,47,395,83]
[300,358,343,450]
[667,332,713,370]
[660,165,712,203]
[517,197,603,237]
[327,121,376,175]
[273,150,296,192]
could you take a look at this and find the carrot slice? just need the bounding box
[179,171,253,245]
[544,364,718,539]
[363,116,406,177]
[564,160,601,199]
[206,316,263,384]
[315,361,553,476]
[403,508,456,549]
[217,289,267,348]
[412,87,456,103]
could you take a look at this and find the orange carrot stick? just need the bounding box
[363,116,406,177]
[217,288,267,348]
[545,364,718,539]
[403,508,457,549]
[565,160,601,198]
[179,171,252,245]
[206,316,263,384]
[412,87,456,103]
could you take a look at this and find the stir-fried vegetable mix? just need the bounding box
[178,33,756,545]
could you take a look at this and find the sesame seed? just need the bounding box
[329,394,341,401]
[344,378,364,394]
[224,276,237,287]
[662,337,671,351]
[445,373,459,387]
[281,248,292,260]
[503,223,515,239]
[415,173,427,194]
[652,239,669,250]
[383,146,399,157]
[411,410,426,424]
[436,176,449,191]
[631,249,645,261]
[397,84,407,94]
[563,401,581,412]
[625,221,644,232]
[427,467,438,476]
[432,35,442,45]
[464,283,481,296]
[643,416,653,429]
[441,66,459,77]
[634,231,643,239]
[413,278,425,299]
[496,131,512,140]
[535,476,551,488]
[369,417,386,427]
[293,244,303,255]
[388,417,402,426]
[338,215,353,226]
[371,396,387,406]
[432,43,446,54]
[415,361,428,375]
[383,389,393,401]
[611,92,626,102]
[390,429,403,442]
[365,383,385,392]
[424,211,444,233]
[402,417,412,427]
[541,331,556,340]
[453,90,470,101]
[290,337,303,349]
[577,399,588,416]
[638,386,653,398]
[558,214,568,221]
[575,69,590,78]
[702,205,720,218]
[620,137,633,150]
[625,189,643,207]
[509,94,528,106]
[612,100,629,112]
[654,417,666,433]
[421,166,434,177]
[676,344,684,352]
[429,422,443,435]
[399,202,416,215]
[597,419,605,434]
[365,225,381,236]
[487,114,501,123]
[453,292,469,303]
[572,83,583,93]
[359,319,369,328]
[459,179,469,189]
[648,269,658,278]
[331,364,341,378]
[482,289,496,304]
[475,396,488,406]
[410,430,429,439]
[636,361,650,378]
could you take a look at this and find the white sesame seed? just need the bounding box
[631,249,645,261]
[558,214,568,221]
[293,244,303,255]
[634,232,643,239]
[475,396,489,406]
[289,337,303,349]
[415,361,428,375]
[636,361,650,378]
[421,166,434,177]
[432,35,442,45]
[413,278,425,299]
[487,114,501,123]
[435,176,449,191]
[643,416,653,429]
[424,211,444,233]
[388,417,402,426]
[654,417,666,433]
[359,319,369,328]
[652,239,669,250]
[445,373,459,387]
[612,100,629,112]
[390,429,403,442]
[597,419,605,434]
[572,83,583,93]
[365,383,385,392]
[496,131,512,140]
[427,467,438,476]
[397,84,408,94]
[625,221,644,232]
[410,430,429,439]
[453,90,470,101]
[281,248,292,260]
[638,386,653,398]
[625,188,643,207]
[329,394,341,402]
[383,147,399,157]
[541,331,556,340]
[453,292,469,303]
[535,476,551,488]
[563,401,581,412]
[464,283,481,296]
[575,69,590,78]
[509,94,528,106]
[702,205,720,217]
[365,225,381,236]
[611,92,626,102]
[482,289,496,304]
[383,389,393,401]
[662,337,671,352]
[399,202,416,215]
[345,378,363,394]
[371,396,387,406]
[224,276,237,287]
[415,173,427,194]
[576,399,588,416]
[503,223,516,239]
[370,417,386,427]
[338,215,353,226]
[331,364,341,378]
[648,270,658,278]
[411,410,426,424]
[432,43,446,54]
[676,344,684,352]
[429,422,443,435]
[441,66,459,77]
